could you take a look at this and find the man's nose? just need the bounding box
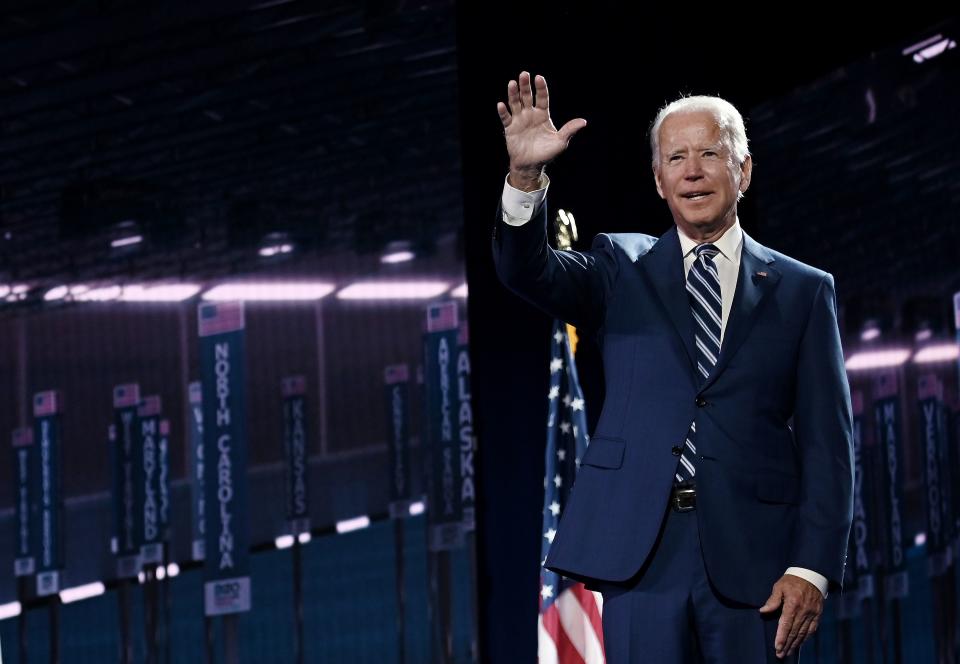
[684,156,704,179]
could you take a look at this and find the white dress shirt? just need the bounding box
[500,174,829,598]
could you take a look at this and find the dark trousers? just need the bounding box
[594,505,799,663]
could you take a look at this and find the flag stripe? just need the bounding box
[543,603,587,664]
[556,591,589,660]
[538,614,560,664]
[571,584,606,661]
[557,588,605,664]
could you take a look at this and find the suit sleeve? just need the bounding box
[492,198,618,335]
[789,272,855,592]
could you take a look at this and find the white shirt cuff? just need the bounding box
[500,173,549,226]
[785,567,829,598]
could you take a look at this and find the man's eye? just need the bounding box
[703,151,717,157]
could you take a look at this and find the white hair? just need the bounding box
[649,95,750,171]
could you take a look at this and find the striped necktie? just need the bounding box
[676,243,722,483]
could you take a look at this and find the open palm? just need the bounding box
[497,72,586,173]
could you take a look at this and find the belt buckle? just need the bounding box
[672,486,696,512]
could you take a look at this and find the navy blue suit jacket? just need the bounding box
[493,201,854,606]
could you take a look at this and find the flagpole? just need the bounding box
[862,438,881,664]
[438,551,454,663]
[385,365,413,664]
[204,615,215,664]
[119,578,133,664]
[422,305,465,664]
[293,536,305,664]
[198,301,253,659]
[49,593,61,664]
[393,515,406,664]
[282,377,310,664]
[223,615,239,664]
[537,208,607,663]
[466,529,479,663]
[18,576,28,664]
[163,545,173,664]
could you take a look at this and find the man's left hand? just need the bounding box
[758,574,823,659]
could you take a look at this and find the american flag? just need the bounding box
[425,301,458,333]
[138,395,162,417]
[188,381,202,405]
[198,301,245,337]
[33,390,62,416]
[383,364,409,385]
[282,375,307,396]
[12,427,33,447]
[113,383,140,408]
[539,321,605,664]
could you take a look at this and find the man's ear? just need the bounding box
[653,165,665,199]
[739,154,753,194]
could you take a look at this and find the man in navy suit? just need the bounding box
[493,72,853,662]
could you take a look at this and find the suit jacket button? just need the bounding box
[671,445,682,456]
[696,396,707,407]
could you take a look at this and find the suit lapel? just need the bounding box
[638,226,780,392]
[638,226,698,377]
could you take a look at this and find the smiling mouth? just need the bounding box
[682,193,713,201]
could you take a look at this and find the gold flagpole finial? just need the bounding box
[554,208,578,251]
[553,208,581,355]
